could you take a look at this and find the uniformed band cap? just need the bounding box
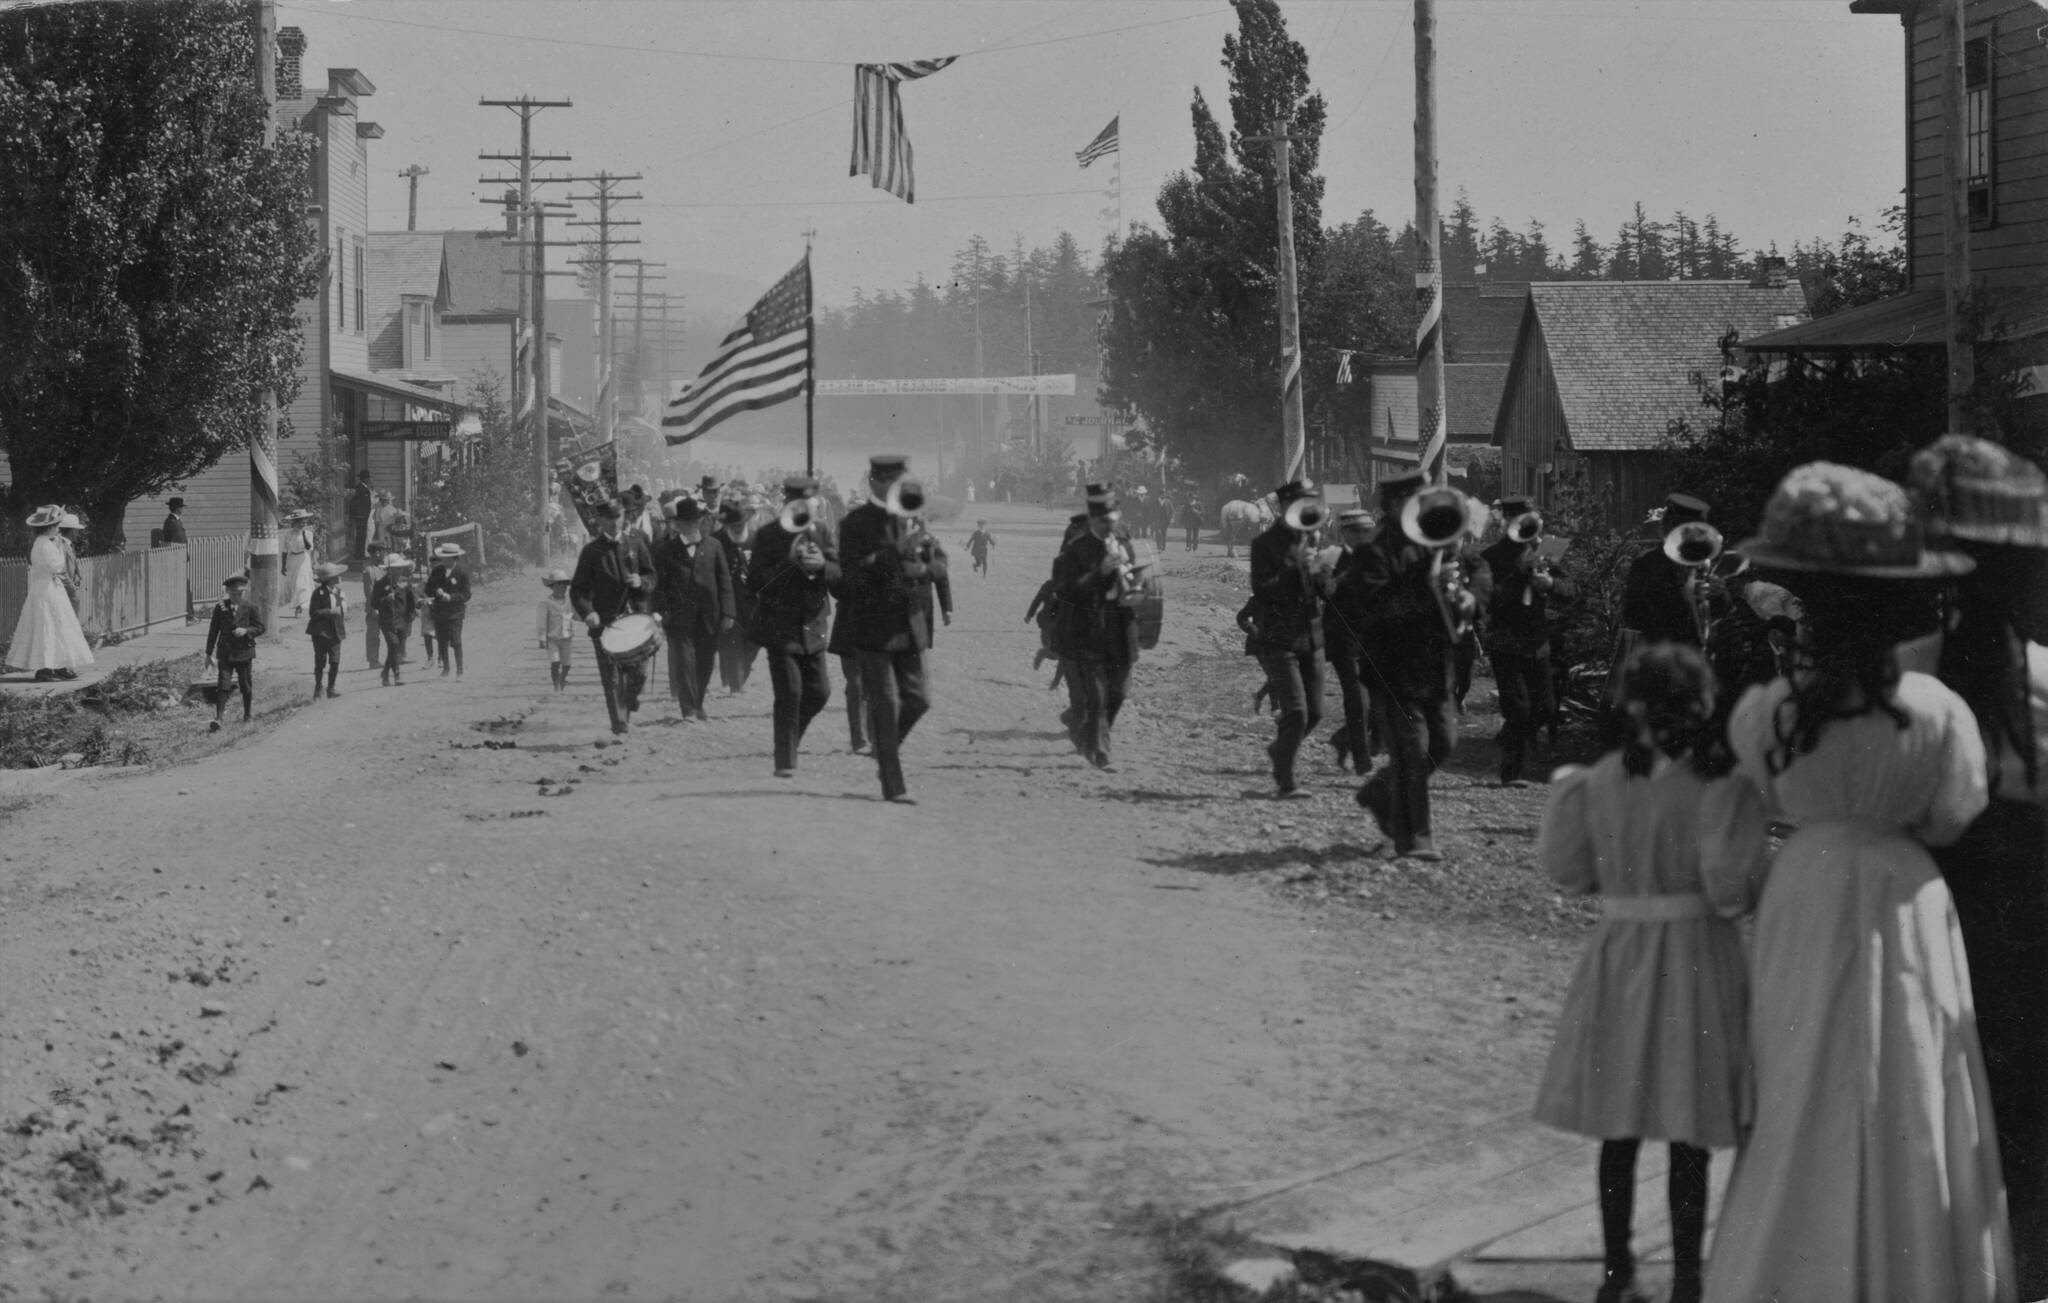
[1379,468,1427,492]
[222,573,249,587]
[1275,477,1319,503]
[1497,495,1534,518]
[1665,493,1710,521]
[869,454,910,476]
[782,474,818,498]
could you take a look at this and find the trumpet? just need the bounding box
[1399,486,1480,642]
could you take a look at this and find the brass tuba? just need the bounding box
[1399,486,1480,642]
[777,498,815,536]
[1281,496,1328,533]
[1664,520,1735,644]
[1505,509,1547,605]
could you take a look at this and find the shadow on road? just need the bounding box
[948,727,1069,745]
[1095,789,1212,804]
[1142,842,1383,877]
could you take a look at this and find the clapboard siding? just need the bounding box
[128,460,245,541]
[325,112,372,375]
[1495,317,1569,512]
[1905,0,2048,290]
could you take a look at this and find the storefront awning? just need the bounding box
[331,365,464,412]
[1743,287,2048,353]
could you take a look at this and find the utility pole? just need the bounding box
[972,290,986,466]
[1939,0,1976,433]
[479,94,572,554]
[1414,0,1447,484]
[1249,118,1306,488]
[250,0,281,619]
[565,171,644,447]
[398,164,429,231]
[619,261,667,420]
[1023,280,1037,459]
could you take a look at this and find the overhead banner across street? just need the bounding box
[815,375,1076,396]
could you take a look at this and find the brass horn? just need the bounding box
[882,476,927,519]
[1281,496,1327,533]
[778,499,815,535]
[1399,485,1476,551]
[1506,509,1544,546]
[1663,520,1723,569]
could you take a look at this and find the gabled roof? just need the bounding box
[442,231,521,317]
[1442,282,1528,364]
[1499,280,1810,452]
[366,232,448,370]
[1446,363,1511,438]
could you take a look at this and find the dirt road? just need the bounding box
[0,502,1579,1301]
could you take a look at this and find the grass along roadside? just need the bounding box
[0,654,315,771]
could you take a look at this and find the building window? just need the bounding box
[422,305,432,359]
[354,240,365,334]
[1966,37,1994,228]
[336,232,346,329]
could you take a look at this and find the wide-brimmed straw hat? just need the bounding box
[313,561,349,581]
[1738,462,1974,579]
[1909,433,2048,550]
[283,508,315,523]
[433,542,464,558]
[25,505,62,529]
[57,512,82,530]
[541,568,570,587]
[382,553,414,570]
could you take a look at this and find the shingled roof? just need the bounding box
[367,232,448,371]
[442,230,521,318]
[1502,280,1809,452]
[1446,363,1510,439]
[1442,282,1528,364]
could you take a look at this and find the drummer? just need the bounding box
[568,498,658,738]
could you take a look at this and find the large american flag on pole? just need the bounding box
[1075,116,1118,168]
[850,58,956,204]
[663,256,812,446]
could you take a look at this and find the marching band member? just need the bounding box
[1322,507,1376,775]
[1342,469,1467,859]
[569,499,657,737]
[1621,493,1720,649]
[747,475,841,777]
[1248,478,1332,799]
[835,454,944,805]
[651,496,733,723]
[1482,495,1574,787]
[1051,484,1141,770]
[715,502,759,694]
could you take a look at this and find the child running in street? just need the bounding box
[1531,642,1768,1303]
[965,521,995,576]
[537,569,577,692]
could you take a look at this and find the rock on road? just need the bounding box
[0,502,1570,1301]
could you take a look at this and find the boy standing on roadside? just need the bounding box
[204,572,265,731]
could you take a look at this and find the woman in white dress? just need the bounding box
[280,509,316,616]
[1706,463,2012,1303]
[6,505,95,682]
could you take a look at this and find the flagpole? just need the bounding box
[803,238,816,477]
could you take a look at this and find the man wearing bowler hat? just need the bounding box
[651,495,733,722]
[834,454,944,803]
[747,475,839,775]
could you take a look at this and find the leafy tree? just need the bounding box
[1099,0,1330,485]
[413,368,544,566]
[0,0,323,550]
[1788,208,1907,319]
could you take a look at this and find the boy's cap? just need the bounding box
[222,572,249,588]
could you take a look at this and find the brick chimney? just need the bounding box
[1752,255,1789,290]
[276,27,306,102]
[503,189,519,237]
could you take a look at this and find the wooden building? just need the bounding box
[1745,0,2048,438]
[1492,279,1810,530]
[1354,280,1525,494]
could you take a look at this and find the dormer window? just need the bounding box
[1966,37,1994,228]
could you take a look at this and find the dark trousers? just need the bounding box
[1453,635,1478,707]
[856,648,928,799]
[766,648,831,770]
[351,516,370,558]
[214,658,253,718]
[364,601,382,667]
[838,652,869,749]
[1257,651,1324,791]
[970,551,988,575]
[433,613,464,674]
[380,627,408,677]
[1362,684,1456,849]
[311,639,340,693]
[1070,657,1131,765]
[1491,644,1555,782]
[1059,657,1085,745]
[1183,523,1198,551]
[593,634,647,733]
[1327,650,1370,773]
[666,626,716,716]
[1939,800,2048,1298]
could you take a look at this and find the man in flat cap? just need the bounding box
[1481,495,1573,786]
[1247,477,1333,798]
[747,475,839,775]
[833,454,944,804]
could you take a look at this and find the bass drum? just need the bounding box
[1120,538,1167,651]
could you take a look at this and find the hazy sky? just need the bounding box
[277,0,1902,311]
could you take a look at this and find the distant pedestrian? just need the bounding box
[359,556,384,670]
[281,510,316,616]
[537,568,577,693]
[965,521,995,576]
[370,554,418,687]
[204,572,266,731]
[346,472,373,559]
[1533,643,1768,1303]
[306,562,349,699]
[160,496,188,547]
[4,505,94,682]
[424,542,472,678]
[1181,496,1203,552]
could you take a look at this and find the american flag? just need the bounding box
[1075,116,1118,168]
[663,256,812,446]
[849,58,955,204]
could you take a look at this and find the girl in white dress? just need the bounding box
[5,506,95,681]
[1706,462,2012,1303]
[1534,642,1769,1303]
[280,510,316,616]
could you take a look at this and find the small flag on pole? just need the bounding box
[664,255,812,446]
[1335,350,1355,386]
[1075,115,1119,168]
[850,59,956,204]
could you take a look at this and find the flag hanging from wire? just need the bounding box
[1075,116,1118,168]
[663,255,812,446]
[850,58,955,203]
[1335,350,1355,386]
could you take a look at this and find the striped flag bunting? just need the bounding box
[663,255,812,446]
[849,58,956,204]
[1075,115,1118,168]
[1335,350,1355,386]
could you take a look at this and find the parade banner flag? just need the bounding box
[849,58,955,203]
[553,439,618,536]
[1075,116,1118,168]
[664,255,811,446]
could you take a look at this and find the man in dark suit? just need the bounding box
[1247,478,1331,798]
[1051,484,1140,769]
[1481,495,1575,786]
[346,471,374,559]
[834,454,944,804]
[569,500,658,736]
[1620,492,1718,648]
[651,496,734,721]
[160,497,188,546]
[747,475,839,776]
[1322,507,1376,775]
